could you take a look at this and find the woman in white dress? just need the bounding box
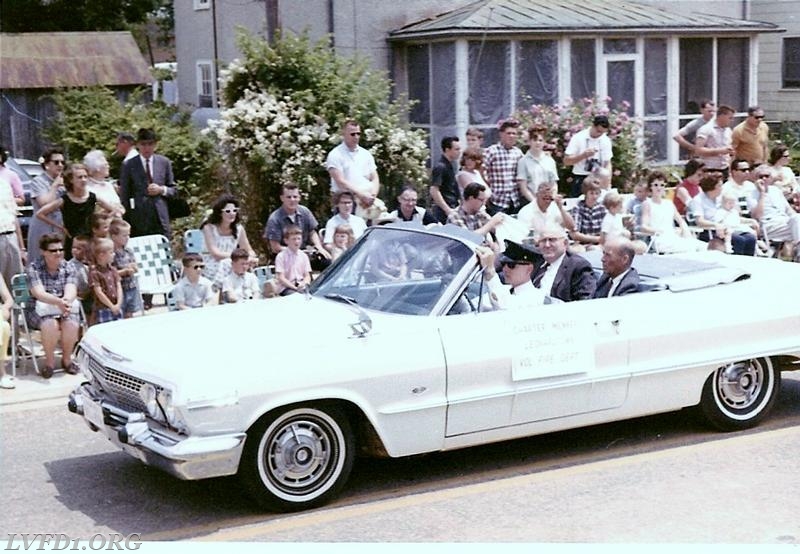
[200,194,258,286]
[640,171,705,254]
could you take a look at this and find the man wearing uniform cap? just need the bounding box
[476,240,547,310]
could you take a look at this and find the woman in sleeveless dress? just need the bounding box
[200,194,258,286]
[640,171,705,254]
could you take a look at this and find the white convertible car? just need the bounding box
[68,223,800,511]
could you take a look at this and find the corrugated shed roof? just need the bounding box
[389,0,782,40]
[0,31,152,90]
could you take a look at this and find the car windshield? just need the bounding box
[310,225,476,315]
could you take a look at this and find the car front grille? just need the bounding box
[83,349,162,413]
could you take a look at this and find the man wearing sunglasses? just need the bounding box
[732,106,769,166]
[476,240,546,310]
[325,119,380,218]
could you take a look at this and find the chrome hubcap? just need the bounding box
[267,419,333,493]
[717,360,762,410]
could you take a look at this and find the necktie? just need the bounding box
[533,263,548,288]
[144,157,153,183]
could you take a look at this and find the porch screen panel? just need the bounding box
[645,39,667,116]
[679,38,712,114]
[407,45,430,125]
[645,121,667,163]
[717,38,749,112]
[517,40,558,107]
[431,43,456,126]
[571,39,596,101]
[469,41,510,124]
[607,61,635,114]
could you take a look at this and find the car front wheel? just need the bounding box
[700,357,780,431]
[240,405,355,512]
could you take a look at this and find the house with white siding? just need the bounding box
[175,0,798,164]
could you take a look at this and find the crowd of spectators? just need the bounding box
[1,108,799,387]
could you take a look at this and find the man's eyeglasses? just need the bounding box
[501,261,530,269]
[50,160,65,165]
[46,248,64,253]
[223,208,239,214]
[192,265,205,270]
[753,115,765,119]
[349,132,361,137]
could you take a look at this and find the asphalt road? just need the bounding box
[2,373,800,544]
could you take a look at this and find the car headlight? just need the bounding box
[75,350,93,383]
[139,383,159,419]
[157,389,177,426]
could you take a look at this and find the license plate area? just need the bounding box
[83,395,106,429]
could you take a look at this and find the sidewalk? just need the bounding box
[1,304,170,408]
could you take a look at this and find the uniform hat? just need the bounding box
[593,115,610,128]
[499,240,538,264]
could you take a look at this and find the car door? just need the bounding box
[439,291,632,437]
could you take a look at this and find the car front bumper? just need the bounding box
[68,383,246,481]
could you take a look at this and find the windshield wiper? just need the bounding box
[324,293,359,305]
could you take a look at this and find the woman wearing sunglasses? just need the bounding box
[25,233,81,379]
[27,147,66,263]
[200,194,258,286]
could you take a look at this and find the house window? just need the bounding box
[194,0,211,10]
[196,61,215,107]
[783,37,800,88]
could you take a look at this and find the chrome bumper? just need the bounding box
[68,383,246,481]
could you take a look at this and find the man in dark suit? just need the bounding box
[594,237,640,298]
[532,224,596,301]
[119,128,176,239]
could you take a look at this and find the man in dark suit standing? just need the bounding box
[532,224,596,302]
[594,237,640,298]
[119,128,175,239]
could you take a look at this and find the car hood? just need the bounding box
[80,294,392,402]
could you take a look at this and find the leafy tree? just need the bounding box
[0,0,161,32]
[209,30,428,251]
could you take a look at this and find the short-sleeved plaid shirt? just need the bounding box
[447,206,491,234]
[483,143,523,209]
[27,259,77,297]
[571,201,607,236]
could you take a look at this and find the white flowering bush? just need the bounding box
[207,31,429,242]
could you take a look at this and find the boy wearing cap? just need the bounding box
[476,240,546,310]
[563,115,614,197]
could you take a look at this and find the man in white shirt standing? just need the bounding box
[563,115,613,197]
[695,104,736,180]
[325,119,380,218]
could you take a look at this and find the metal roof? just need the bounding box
[0,32,152,90]
[389,0,782,40]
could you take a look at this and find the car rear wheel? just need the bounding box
[239,405,355,511]
[700,357,780,431]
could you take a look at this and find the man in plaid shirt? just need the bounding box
[448,183,504,245]
[570,178,607,250]
[484,120,523,215]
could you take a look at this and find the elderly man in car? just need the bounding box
[594,237,640,298]
[531,224,596,301]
